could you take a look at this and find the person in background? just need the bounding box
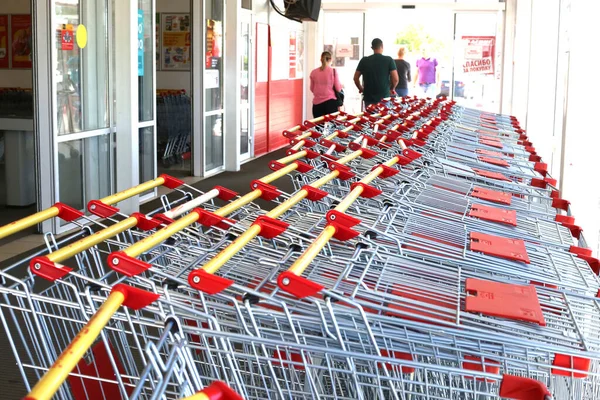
[354,38,399,107]
[309,51,342,118]
[413,46,439,98]
[394,46,411,97]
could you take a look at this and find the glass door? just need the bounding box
[321,12,365,115]
[240,11,253,161]
[204,0,224,173]
[53,0,114,227]
[364,8,455,101]
[452,12,502,113]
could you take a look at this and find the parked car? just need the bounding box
[439,79,465,98]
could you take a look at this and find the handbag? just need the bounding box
[332,68,344,107]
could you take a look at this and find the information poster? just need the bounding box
[10,14,32,69]
[288,31,297,79]
[161,14,191,70]
[61,24,74,51]
[0,15,8,69]
[461,36,495,75]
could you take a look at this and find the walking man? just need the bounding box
[354,38,399,107]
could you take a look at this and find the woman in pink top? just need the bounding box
[310,51,343,118]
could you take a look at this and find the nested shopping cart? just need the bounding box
[0,102,597,400]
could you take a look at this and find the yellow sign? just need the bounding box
[76,24,87,49]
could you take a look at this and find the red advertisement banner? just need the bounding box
[11,14,32,69]
[0,15,8,69]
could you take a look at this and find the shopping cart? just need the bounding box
[1,104,597,400]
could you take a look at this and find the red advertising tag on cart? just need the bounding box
[465,278,545,325]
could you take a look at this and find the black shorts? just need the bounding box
[312,98,338,118]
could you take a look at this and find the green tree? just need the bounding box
[395,24,446,56]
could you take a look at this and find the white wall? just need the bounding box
[0,0,32,89]
[510,0,600,255]
[157,0,191,93]
[524,0,560,167]
[561,1,600,255]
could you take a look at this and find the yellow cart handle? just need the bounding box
[24,285,159,400]
[88,174,185,218]
[30,188,228,282]
[279,154,403,298]
[109,151,315,269]
[187,147,369,293]
[0,202,82,241]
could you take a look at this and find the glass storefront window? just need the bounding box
[58,134,111,215]
[205,114,223,171]
[205,0,224,171]
[138,0,154,122]
[205,17,223,112]
[55,0,109,135]
[139,126,155,193]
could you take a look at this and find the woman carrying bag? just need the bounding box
[309,51,343,118]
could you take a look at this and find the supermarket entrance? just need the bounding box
[321,3,504,114]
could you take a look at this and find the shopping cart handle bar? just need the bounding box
[284,154,401,280]
[97,175,183,208]
[0,202,83,240]
[25,285,158,400]
[45,216,138,264]
[196,157,348,280]
[123,211,202,258]
[181,381,244,400]
[276,150,308,165]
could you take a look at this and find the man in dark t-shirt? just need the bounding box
[354,38,399,106]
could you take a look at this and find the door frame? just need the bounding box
[240,10,254,163]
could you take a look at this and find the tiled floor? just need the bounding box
[0,234,44,262]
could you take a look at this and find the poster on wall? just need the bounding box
[10,14,32,69]
[206,19,222,69]
[161,14,191,71]
[461,36,495,75]
[336,44,353,58]
[0,15,8,69]
[289,31,296,79]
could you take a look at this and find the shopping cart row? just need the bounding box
[1,96,598,399]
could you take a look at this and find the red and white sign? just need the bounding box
[336,44,353,58]
[289,31,297,79]
[61,25,74,51]
[462,36,495,75]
